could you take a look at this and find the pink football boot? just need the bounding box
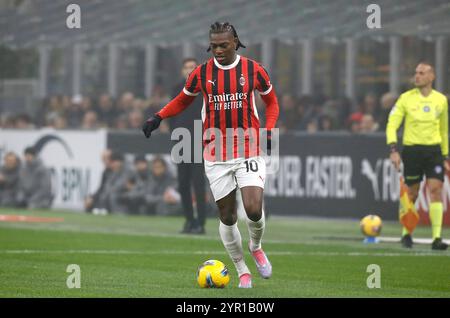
[238,273,252,288]
[249,243,272,279]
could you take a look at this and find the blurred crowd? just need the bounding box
[274,92,399,134]
[0,86,406,134]
[0,147,53,209]
[0,86,172,133]
[0,145,216,215]
[84,150,183,215]
[84,149,215,216]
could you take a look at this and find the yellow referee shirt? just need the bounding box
[386,88,449,157]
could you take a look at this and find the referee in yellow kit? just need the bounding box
[387,62,448,250]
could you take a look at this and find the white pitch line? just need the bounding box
[0,249,449,257]
[0,223,354,246]
[379,236,450,245]
[2,222,449,246]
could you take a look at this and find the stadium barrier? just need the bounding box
[0,129,107,210]
[1,129,448,225]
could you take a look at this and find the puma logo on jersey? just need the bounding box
[208,80,216,86]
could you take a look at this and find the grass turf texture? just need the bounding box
[0,208,449,297]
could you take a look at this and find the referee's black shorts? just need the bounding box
[402,145,444,186]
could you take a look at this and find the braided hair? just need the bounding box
[207,21,246,52]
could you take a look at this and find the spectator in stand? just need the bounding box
[348,112,363,134]
[144,156,181,216]
[45,112,68,129]
[158,120,171,134]
[117,92,135,115]
[147,85,171,114]
[114,114,129,130]
[306,119,319,133]
[85,149,113,213]
[0,152,21,207]
[17,147,53,209]
[81,110,101,130]
[378,92,397,130]
[0,113,16,128]
[118,155,150,215]
[360,113,379,133]
[101,151,135,214]
[322,100,340,129]
[278,94,299,132]
[61,95,71,111]
[96,93,116,127]
[318,115,333,131]
[132,98,146,112]
[336,97,353,130]
[47,96,64,115]
[128,109,145,130]
[15,114,35,129]
[66,94,83,128]
[80,96,93,113]
[362,93,379,117]
[296,95,320,131]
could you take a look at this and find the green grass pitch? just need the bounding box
[0,208,449,297]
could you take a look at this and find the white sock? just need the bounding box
[219,221,250,277]
[246,209,265,251]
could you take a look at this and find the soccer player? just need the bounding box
[142,22,279,287]
[386,62,449,250]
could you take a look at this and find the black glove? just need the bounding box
[142,114,162,138]
[265,130,272,156]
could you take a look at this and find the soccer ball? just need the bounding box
[197,259,230,288]
[360,215,382,237]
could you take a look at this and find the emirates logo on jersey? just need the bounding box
[208,92,248,111]
[239,74,245,87]
[208,92,248,103]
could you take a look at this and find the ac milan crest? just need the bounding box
[239,74,245,86]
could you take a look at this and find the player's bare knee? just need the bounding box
[244,202,262,221]
[218,205,237,225]
[246,211,262,222]
[220,214,237,226]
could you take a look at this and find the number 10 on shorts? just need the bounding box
[245,160,259,172]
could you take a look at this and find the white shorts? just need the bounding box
[204,156,266,201]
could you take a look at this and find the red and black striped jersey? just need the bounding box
[182,55,274,160]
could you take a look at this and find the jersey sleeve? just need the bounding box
[440,97,449,157]
[386,94,406,145]
[255,64,273,95]
[183,66,201,96]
